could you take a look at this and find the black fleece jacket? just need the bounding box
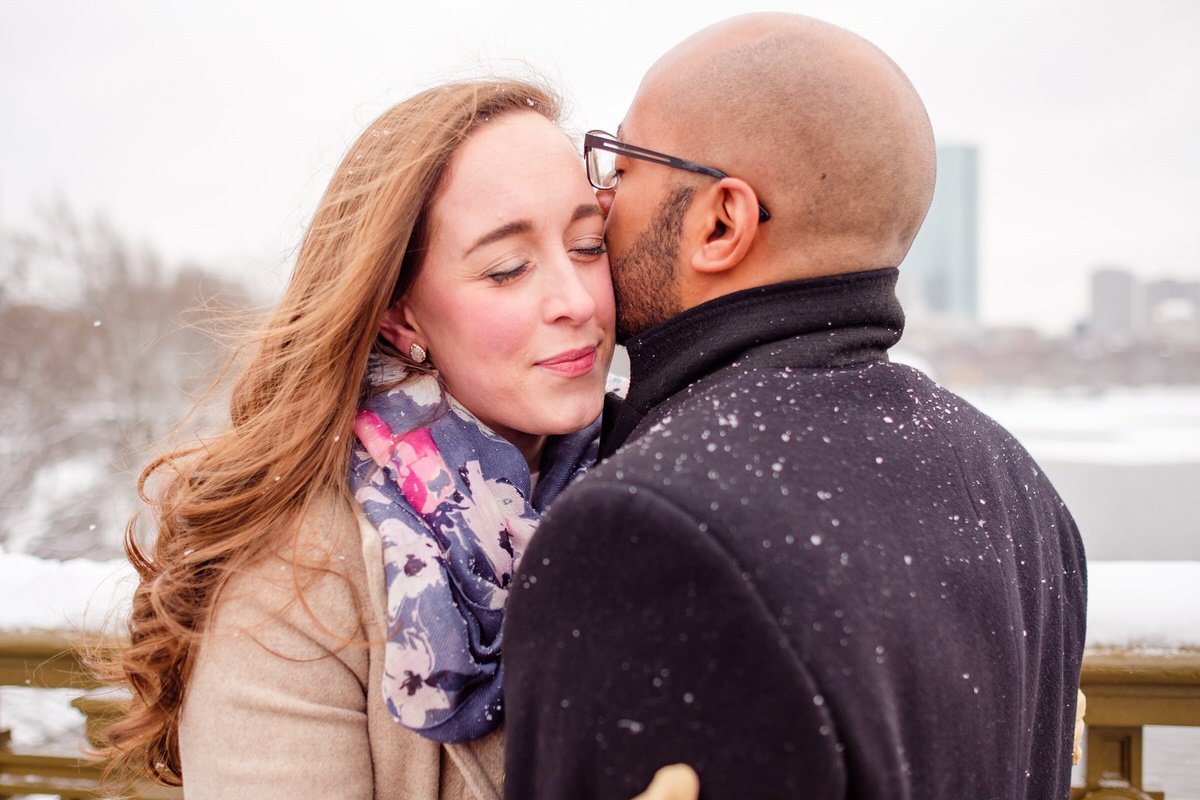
[503,268,1087,800]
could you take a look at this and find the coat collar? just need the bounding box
[601,268,904,456]
[623,268,904,414]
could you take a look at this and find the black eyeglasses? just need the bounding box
[584,130,770,222]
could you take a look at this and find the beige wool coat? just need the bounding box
[179,496,505,799]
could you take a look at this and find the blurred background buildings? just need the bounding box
[897,145,1200,388]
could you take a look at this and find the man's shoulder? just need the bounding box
[614,360,941,457]
[624,359,1018,455]
[574,358,1053,539]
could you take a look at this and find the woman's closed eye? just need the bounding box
[485,260,532,284]
[570,237,607,260]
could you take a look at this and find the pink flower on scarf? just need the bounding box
[355,410,455,515]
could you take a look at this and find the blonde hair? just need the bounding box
[103,79,562,785]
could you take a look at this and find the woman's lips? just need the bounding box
[536,346,598,378]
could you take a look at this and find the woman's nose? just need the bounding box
[546,259,598,323]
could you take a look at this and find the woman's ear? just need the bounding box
[378,300,425,356]
[690,177,761,275]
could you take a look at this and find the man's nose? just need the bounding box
[596,188,615,216]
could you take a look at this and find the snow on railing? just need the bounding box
[3,551,1197,646]
[1086,562,1200,650]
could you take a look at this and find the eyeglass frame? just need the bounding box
[584,130,771,223]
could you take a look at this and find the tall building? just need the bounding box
[1089,268,1140,337]
[899,145,979,322]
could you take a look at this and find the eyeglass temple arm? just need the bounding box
[586,135,770,222]
[588,136,727,180]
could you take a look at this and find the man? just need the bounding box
[504,13,1086,800]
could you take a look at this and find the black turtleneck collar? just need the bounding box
[600,268,904,457]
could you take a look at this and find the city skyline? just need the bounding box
[2,0,1198,333]
[1088,266,1200,339]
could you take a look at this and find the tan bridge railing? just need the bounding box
[1,632,1197,799]
[0,630,180,799]
[1073,648,1200,800]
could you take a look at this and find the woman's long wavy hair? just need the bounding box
[102,79,562,785]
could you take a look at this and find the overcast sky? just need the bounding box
[2,0,1197,332]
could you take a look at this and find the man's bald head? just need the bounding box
[627,13,936,276]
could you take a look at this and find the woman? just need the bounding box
[106,79,615,799]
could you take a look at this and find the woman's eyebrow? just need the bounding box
[465,220,532,256]
[572,203,603,223]
[464,205,601,256]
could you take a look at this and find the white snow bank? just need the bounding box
[0,547,135,634]
[0,551,1195,650]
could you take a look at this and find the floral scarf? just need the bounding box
[349,372,599,742]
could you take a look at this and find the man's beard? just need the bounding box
[611,186,694,341]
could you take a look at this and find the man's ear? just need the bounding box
[689,177,761,275]
[378,299,425,354]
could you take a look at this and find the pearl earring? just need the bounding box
[408,343,427,364]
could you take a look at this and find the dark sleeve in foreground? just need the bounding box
[502,481,845,800]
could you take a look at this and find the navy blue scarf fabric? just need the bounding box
[349,373,599,742]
